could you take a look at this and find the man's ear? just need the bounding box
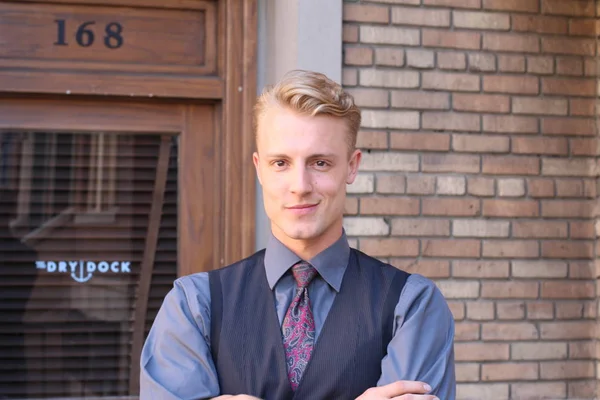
[253,151,262,185]
[346,149,362,185]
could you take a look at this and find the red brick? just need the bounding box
[422,72,480,92]
[482,156,540,175]
[512,260,568,278]
[455,323,481,341]
[390,218,450,236]
[390,132,450,151]
[482,323,539,340]
[342,68,358,86]
[343,4,390,23]
[468,177,495,197]
[453,134,509,153]
[423,30,481,50]
[483,0,539,13]
[540,361,595,379]
[527,302,554,319]
[512,97,568,116]
[406,49,435,68]
[569,341,595,358]
[356,131,388,149]
[542,37,596,56]
[512,15,568,34]
[569,381,596,399]
[453,94,509,113]
[512,342,567,361]
[390,259,451,278]
[360,197,419,215]
[455,363,479,382]
[359,238,419,257]
[569,18,600,37]
[376,174,405,194]
[453,10,510,30]
[569,261,595,279]
[468,53,496,72]
[455,343,509,361]
[466,301,494,320]
[391,90,449,110]
[437,52,467,70]
[483,33,539,53]
[512,137,568,156]
[422,198,480,216]
[513,221,567,239]
[497,302,526,320]
[482,281,539,298]
[527,178,554,198]
[375,48,405,67]
[584,57,597,76]
[343,25,359,43]
[555,179,584,197]
[542,158,596,177]
[542,200,594,218]
[571,138,600,159]
[344,47,373,66]
[541,118,596,136]
[571,137,600,155]
[497,178,525,197]
[542,0,596,17]
[438,281,481,299]
[542,77,596,97]
[556,57,584,76]
[483,199,539,218]
[482,363,538,381]
[391,7,450,27]
[422,239,481,257]
[406,175,435,195]
[482,240,540,258]
[569,99,596,116]
[483,115,538,134]
[422,112,481,132]
[541,241,594,260]
[453,260,510,278]
[483,75,539,94]
[424,0,481,8]
[555,302,584,319]
[540,321,596,339]
[447,301,465,320]
[527,56,555,74]
[422,153,480,173]
[348,89,388,108]
[583,179,596,198]
[344,197,358,215]
[570,221,595,239]
[498,55,525,72]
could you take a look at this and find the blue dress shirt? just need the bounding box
[140,233,456,399]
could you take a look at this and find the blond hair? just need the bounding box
[254,70,361,151]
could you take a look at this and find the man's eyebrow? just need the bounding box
[263,153,338,159]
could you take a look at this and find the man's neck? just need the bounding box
[271,225,343,261]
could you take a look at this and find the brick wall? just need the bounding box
[342,0,599,398]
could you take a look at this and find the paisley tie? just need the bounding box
[281,261,318,391]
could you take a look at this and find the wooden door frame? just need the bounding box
[0,0,258,268]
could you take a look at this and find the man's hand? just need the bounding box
[356,381,439,400]
[212,396,262,400]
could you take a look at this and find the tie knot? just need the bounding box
[291,261,317,288]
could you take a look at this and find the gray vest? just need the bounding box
[208,249,409,400]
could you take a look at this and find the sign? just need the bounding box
[36,260,131,283]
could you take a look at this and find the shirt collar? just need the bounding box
[264,230,350,293]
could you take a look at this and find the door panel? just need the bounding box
[0,98,220,398]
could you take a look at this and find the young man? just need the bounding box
[140,70,456,400]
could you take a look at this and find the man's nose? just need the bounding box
[289,167,313,194]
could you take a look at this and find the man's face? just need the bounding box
[253,106,361,247]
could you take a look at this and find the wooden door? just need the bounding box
[0,97,230,398]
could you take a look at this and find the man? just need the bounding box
[141,70,455,399]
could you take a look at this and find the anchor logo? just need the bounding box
[35,260,131,283]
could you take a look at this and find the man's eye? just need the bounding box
[274,160,286,167]
[315,160,328,167]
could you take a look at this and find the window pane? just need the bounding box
[0,132,178,398]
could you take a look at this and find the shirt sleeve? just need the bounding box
[378,274,456,400]
[140,273,220,400]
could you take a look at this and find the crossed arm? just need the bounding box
[140,274,455,400]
